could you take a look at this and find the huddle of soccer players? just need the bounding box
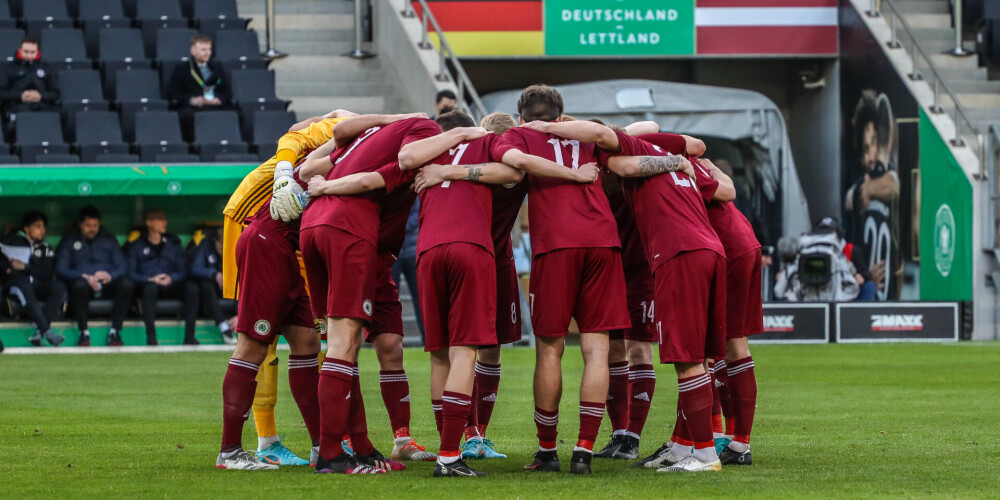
[215,83,763,477]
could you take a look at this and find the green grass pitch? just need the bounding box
[2,343,998,498]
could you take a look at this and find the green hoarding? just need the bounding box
[544,0,695,56]
[918,109,972,300]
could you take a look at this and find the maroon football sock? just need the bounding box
[347,364,374,456]
[577,401,605,451]
[534,407,559,450]
[607,361,630,433]
[714,360,737,435]
[432,399,443,435]
[318,359,354,461]
[626,364,655,437]
[709,361,724,435]
[727,356,757,445]
[287,354,321,446]
[474,361,501,434]
[465,377,481,440]
[677,373,714,451]
[441,391,472,456]
[378,370,411,436]
[221,358,259,453]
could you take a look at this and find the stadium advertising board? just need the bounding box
[839,5,920,301]
[752,303,829,344]
[543,0,695,56]
[835,303,959,342]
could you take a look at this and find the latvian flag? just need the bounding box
[695,0,838,55]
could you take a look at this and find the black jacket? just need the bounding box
[0,57,59,112]
[167,59,232,107]
[56,227,128,281]
[127,232,188,283]
[189,238,221,281]
[2,231,57,284]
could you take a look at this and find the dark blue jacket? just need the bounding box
[56,227,128,281]
[399,200,420,259]
[127,232,187,283]
[190,238,221,280]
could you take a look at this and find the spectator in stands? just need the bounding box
[189,228,235,343]
[127,209,199,346]
[431,89,456,119]
[391,200,425,342]
[168,34,233,142]
[2,211,66,347]
[57,206,134,347]
[0,37,60,137]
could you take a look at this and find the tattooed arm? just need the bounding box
[606,154,694,179]
[413,162,522,193]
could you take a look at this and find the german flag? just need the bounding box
[412,0,544,56]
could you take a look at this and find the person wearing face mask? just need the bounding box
[0,37,60,137]
[168,34,233,142]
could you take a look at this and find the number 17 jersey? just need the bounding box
[502,126,620,257]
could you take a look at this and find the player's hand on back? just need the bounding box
[572,162,600,184]
[414,164,448,193]
[458,126,490,141]
[307,175,328,197]
[396,112,429,121]
[679,157,696,181]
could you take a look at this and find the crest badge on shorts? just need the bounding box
[254,319,271,335]
[363,299,373,317]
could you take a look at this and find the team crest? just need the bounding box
[36,68,45,78]
[208,254,216,264]
[73,241,82,250]
[254,319,271,335]
[363,299,373,317]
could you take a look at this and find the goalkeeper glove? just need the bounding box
[270,161,309,222]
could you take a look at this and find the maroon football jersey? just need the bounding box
[502,127,620,256]
[691,158,761,259]
[374,162,420,262]
[614,132,724,269]
[300,118,441,245]
[417,134,515,257]
[491,181,527,263]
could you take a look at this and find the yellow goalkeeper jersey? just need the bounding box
[221,116,350,298]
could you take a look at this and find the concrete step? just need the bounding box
[902,12,952,30]
[273,41,373,56]
[947,79,1000,93]
[289,95,406,115]
[239,0,355,15]
[930,52,981,69]
[247,13,354,31]
[279,81,396,97]
[270,55,383,72]
[894,0,950,14]
[954,93,1000,108]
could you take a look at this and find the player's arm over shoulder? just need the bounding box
[607,154,692,178]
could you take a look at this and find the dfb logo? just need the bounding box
[871,314,924,331]
[763,315,794,332]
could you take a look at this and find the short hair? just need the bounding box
[435,90,456,103]
[587,118,606,126]
[517,84,563,123]
[144,208,166,221]
[20,36,39,47]
[607,124,626,134]
[480,112,516,135]
[78,205,101,223]
[190,34,212,47]
[21,211,47,229]
[435,110,475,132]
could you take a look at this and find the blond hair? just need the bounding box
[480,112,517,135]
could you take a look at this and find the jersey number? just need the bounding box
[441,143,469,188]
[334,126,381,165]
[670,172,696,190]
[863,215,892,301]
[547,138,581,169]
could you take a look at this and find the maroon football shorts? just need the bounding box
[300,225,376,322]
[235,224,314,343]
[364,256,404,341]
[726,248,764,339]
[528,247,630,337]
[494,252,522,345]
[417,242,497,352]
[610,265,656,342]
[653,249,726,364]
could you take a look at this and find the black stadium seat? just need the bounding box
[135,0,189,59]
[231,70,289,135]
[155,153,199,162]
[194,0,249,39]
[22,0,74,39]
[0,0,15,29]
[79,0,132,59]
[250,110,296,159]
[15,112,71,162]
[194,111,248,161]
[98,28,152,98]
[41,29,92,70]
[56,70,110,139]
[135,111,189,161]
[33,153,80,164]
[0,154,19,163]
[115,69,170,142]
[214,153,259,162]
[155,28,198,63]
[214,30,267,70]
[0,28,24,63]
[75,111,130,162]
[95,153,140,163]
[8,0,21,17]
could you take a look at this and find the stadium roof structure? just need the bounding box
[482,79,811,237]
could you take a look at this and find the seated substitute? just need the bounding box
[57,206,134,347]
[190,228,235,343]
[1,211,66,347]
[127,209,199,346]
[167,34,233,142]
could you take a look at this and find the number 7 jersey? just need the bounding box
[502,126,621,257]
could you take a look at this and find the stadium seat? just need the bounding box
[33,153,80,164]
[40,29,93,71]
[15,113,70,164]
[155,153,199,162]
[0,28,24,63]
[79,0,132,59]
[74,111,129,162]
[99,28,152,98]
[155,28,198,64]
[250,110,296,157]
[0,153,19,163]
[0,0,15,29]
[7,0,21,17]
[135,0,189,59]
[193,111,248,161]
[115,69,170,142]
[135,110,189,161]
[22,0,74,39]
[95,153,140,163]
[214,153,259,162]
[214,30,267,70]
[57,70,111,138]
[193,0,249,39]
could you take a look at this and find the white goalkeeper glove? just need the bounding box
[270,161,309,222]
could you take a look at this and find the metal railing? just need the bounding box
[988,125,1000,249]
[401,0,488,120]
[870,0,985,175]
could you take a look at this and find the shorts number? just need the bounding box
[656,321,663,344]
[441,143,470,188]
[547,138,581,169]
[335,126,380,165]
[510,301,518,324]
[640,300,654,324]
[529,293,535,316]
